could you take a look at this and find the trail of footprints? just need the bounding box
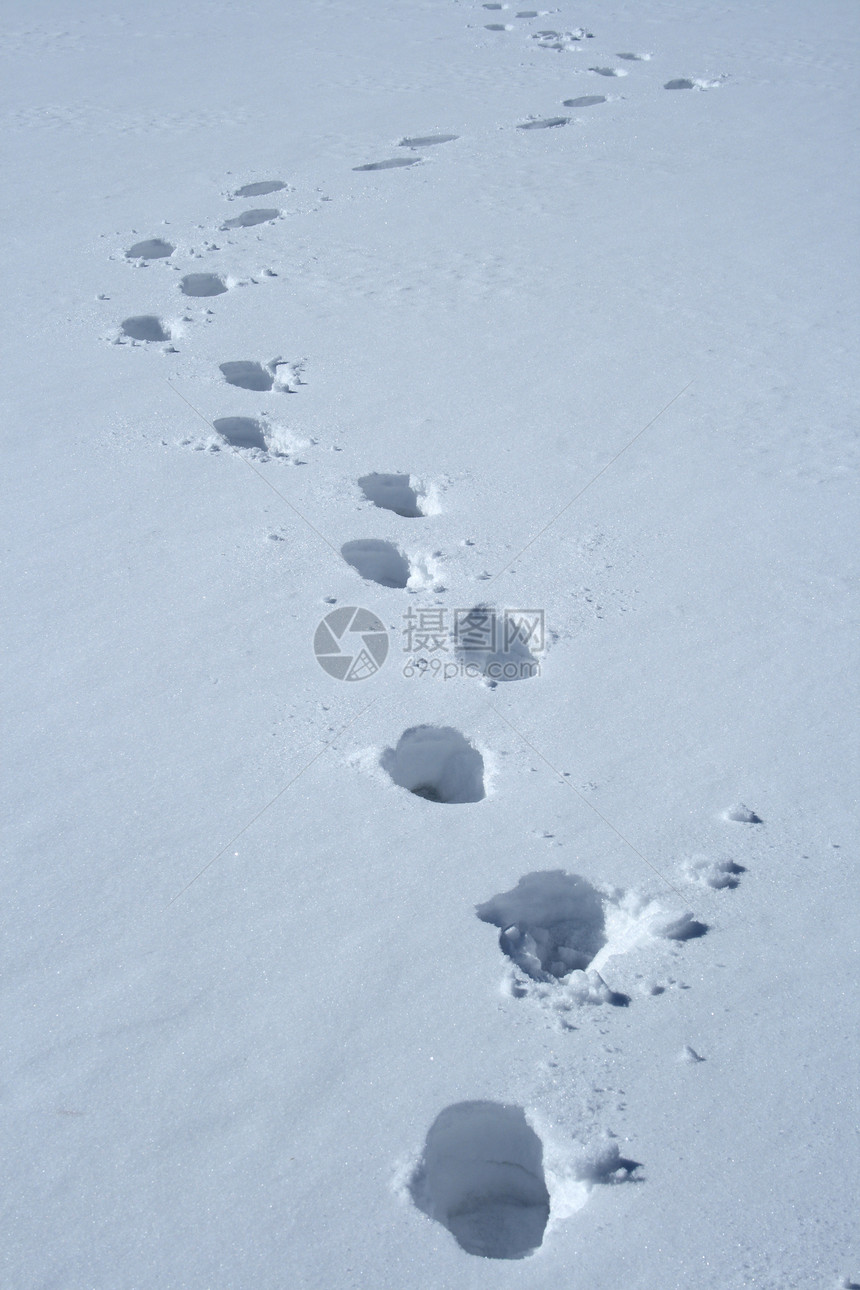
[110,1,732,1263]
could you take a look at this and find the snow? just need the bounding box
[2,0,858,1285]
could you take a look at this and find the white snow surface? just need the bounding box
[2,0,859,1286]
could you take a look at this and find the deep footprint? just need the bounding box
[664,78,694,89]
[589,66,627,77]
[121,315,169,342]
[517,117,569,130]
[219,361,273,392]
[358,473,426,517]
[477,871,607,981]
[233,180,286,197]
[409,1102,550,1260]
[341,539,410,588]
[180,273,228,297]
[222,208,281,229]
[353,158,419,172]
[126,238,174,260]
[212,417,267,450]
[381,726,485,803]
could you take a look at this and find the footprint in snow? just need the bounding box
[563,95,606,108]
[180,273,228,297]
[399,134,458,149]
[212,416,268,450]
[232,180,287,198]
[409,1102,550,1259]
[684,855,745,890]
[120,315,170,342]
[485,24,513,31]
[477,870,708,1020]
[126,238,174,260]
[219,359,302,392]
[222,208,281,230]
[219,361,272,391]
[589,66,627,77]
[617,51,651,60]
[455,605,540,684]
[478,871,609,982]
[341,539,411,589]
[381,725,486,804]
[353,157,420,172]
[517,116,570,130]
[358,472,429,517]
[665,77,722,90]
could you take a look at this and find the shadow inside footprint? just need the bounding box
[233,180,286,197]
[477,871,607,980]
[212,417,267,450]
[222,208,280,229]
[353,158,419,172]
[121,315,169,341]
[126,238,174,260]
[563,95,606,108]
[665,78,695,89]
[517,117,569,130]
[219,361,273,392]
[456,605,539,683]
[409,1102,550,1259]
[341,539,410,588]
[358,473,425,517]
[381,726,486,804]
[399,134,458,148]
[180,273,227,297]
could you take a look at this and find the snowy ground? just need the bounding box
[2,0,859,1286]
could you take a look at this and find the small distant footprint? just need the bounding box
[617,51,651,60]
[517,116,569,130]
[120,315,170,342]
[353,157,420,172]
[180,273,228,297]
[399,133,458,149]
[222,208,281,230]
[485,23,512,31]
[126,238,174,260]
[563,95,606,108]
[589,66,627,77]
[232,180,287,198]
